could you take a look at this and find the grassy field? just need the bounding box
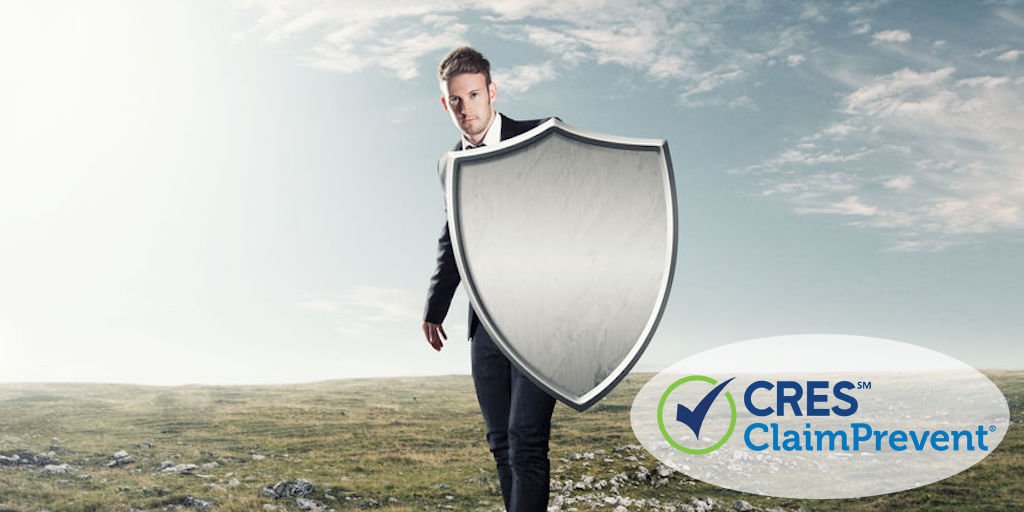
[0,371,1020,512]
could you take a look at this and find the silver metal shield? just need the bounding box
[446,118,677,411]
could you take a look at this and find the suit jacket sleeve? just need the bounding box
[423,153,460,324]
[422,115,549,325]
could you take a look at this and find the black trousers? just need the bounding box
[471,327,556,512]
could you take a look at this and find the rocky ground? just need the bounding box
[0,373,1019,511]
[1,441,807,512]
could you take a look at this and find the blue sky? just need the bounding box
[1,0,1022,385]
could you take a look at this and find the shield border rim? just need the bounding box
[445,118,678,411]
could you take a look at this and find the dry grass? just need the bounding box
[0,371,1020,511]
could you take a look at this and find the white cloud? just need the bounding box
[882,175,915,190]
[741,67,1024,250]
[822,122,860,138]
[842,67,954,114]
[522,26,587,64]
[977,47,1007,58]
[769,147,873,166]
[235,0,811,102]
[995,7,1024,29]
[494,61,557,94]
[849,19,872,35]
[235,1,1024,251]
[957,76,1011,88]
[996,49,1022,62]
[842,0,891,15]
[799,3,827,22]
[679,67,747,106]
[872,29,912,43]
[299,14,467,80]
[796,195,878,216]
[298,286,424,336]
[649,55,689,79]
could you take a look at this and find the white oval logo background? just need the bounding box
[630,335,1011,499]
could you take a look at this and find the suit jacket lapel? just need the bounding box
[499,113,513,142]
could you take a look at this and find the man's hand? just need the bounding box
[422,322,447,351]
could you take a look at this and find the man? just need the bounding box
[421,46,557,512]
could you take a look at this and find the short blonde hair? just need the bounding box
[438,46,492,84]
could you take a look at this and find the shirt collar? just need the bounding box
[461,111,502,150]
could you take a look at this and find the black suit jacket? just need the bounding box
[423,113,548,338]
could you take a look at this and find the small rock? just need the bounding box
[107,451,134,467]
[732,500,754,512]
[43,463,74,474]
[181,495,213,508]
[263,478,315,498]
[0,451,58,466]
[294,497,326,511]
[160,463,198,474]
[689,497,716,512]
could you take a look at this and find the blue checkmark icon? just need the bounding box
[675,377,735,439]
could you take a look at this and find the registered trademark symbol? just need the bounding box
[989,425,997,432]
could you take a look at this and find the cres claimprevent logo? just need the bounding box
[657,375,737,454]
[632,335,1011,499]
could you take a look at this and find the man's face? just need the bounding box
[441,72,497,142]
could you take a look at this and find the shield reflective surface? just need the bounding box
[446,118,677,411]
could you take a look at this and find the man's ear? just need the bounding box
[489,81,498,104]
[440,96,448,112]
